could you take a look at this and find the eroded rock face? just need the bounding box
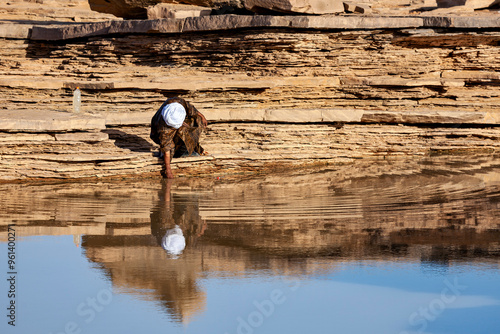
[244,0,345,14]
[88,0,243,18]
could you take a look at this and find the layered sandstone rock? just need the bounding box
[9,15,500,123]
[85,0,448,18]
[147,3,212,19]
[2,6,500,180]
[1,117,500,180]
[0,0,119,22]
[244,0,345,14]
[89,0,244,18]
[82,0,500,19]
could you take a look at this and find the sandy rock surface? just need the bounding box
[1,0,500,181]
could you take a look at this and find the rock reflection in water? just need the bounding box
[0,157,500,324]
[82,181,211,324]
[71,164,500,321]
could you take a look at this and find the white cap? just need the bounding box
[161,102,186,129]
[162,225,186,256]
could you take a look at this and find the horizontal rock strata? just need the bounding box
[85,0,500,18]
[1,10,500,180]
[3,18,500,121]
[1,121,499,180]
[20,13,500,41]
[0,0,119,22]
[89,0,244,19]
[244,0,346,14]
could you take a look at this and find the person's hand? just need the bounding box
[162,169,175,179]
[199,113,208,127]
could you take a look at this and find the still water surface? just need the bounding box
[1,158,500,334]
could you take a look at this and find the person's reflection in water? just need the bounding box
[150,179,207,258]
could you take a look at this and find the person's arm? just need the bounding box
[197,111,208,127]
[163,151,174,179]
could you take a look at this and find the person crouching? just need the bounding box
[150,97,208,179]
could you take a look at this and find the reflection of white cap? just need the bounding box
[161,102,186,129]
[162,225,186,256]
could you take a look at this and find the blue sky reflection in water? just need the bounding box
[1,160,500,334]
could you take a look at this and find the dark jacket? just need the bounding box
[150,97,200,145]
